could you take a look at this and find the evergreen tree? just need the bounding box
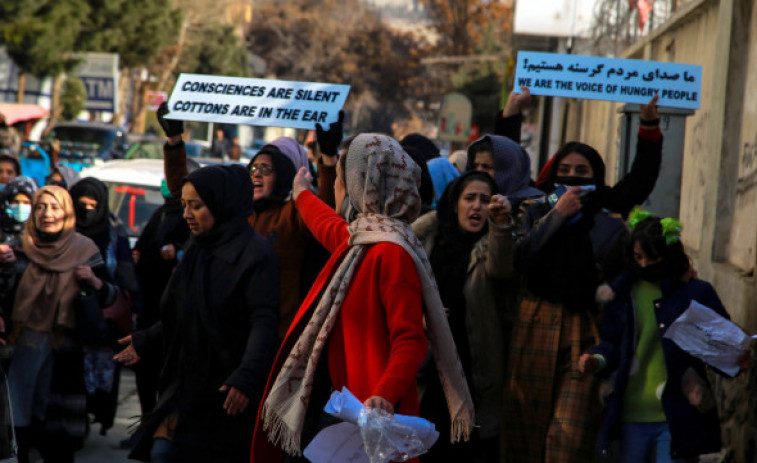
[0,0,90,99]
[179,24,250,77]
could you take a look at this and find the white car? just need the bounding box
[80,159,166,247]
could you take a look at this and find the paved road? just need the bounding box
[78,368,139,462]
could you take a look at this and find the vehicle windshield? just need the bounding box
[48,127,115,158]
[124,140,163,159]
[50,127,114,146]
[105,182,163,238]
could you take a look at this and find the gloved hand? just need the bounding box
[157,102,184,138]
[315,110,344,157]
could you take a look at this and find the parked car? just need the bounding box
[46,122,130,161]
[124,135,164,160]
[80,159,165,247]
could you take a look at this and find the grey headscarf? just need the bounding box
[466,134,542,201]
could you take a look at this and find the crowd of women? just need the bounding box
[0,87,751,463]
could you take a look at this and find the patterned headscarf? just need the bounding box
[262,134,475,455]
[345,134,422,221]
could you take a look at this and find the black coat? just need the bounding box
[515,200,628,311]
[133,200,190,329]
[130,225,279,460]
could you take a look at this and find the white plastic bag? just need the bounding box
[309,387,438,463]
[357,407,428,463]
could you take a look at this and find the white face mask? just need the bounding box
[7,203,31,223]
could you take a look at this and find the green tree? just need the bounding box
[0,0,181,132]
[77,0,181,69]
[60,77,87,121]
[178,24,250,77]
[0,0,90,100]
[76,0,181,131]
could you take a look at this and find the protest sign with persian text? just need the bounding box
[513,52,702,109]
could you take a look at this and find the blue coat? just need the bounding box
[590,273,727,459]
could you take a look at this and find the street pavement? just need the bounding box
[78,368,139,462]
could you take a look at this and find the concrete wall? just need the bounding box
[574,0,757,325]
[566,0,757,460]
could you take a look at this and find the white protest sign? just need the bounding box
[513,51,702,109]
[663,300,751,377]
[164,74,350,130]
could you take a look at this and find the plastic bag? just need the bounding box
[324,387,439,450]
[357,407,427,463]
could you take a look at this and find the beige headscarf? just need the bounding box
[262,134,475,455]
[12,186,100,333]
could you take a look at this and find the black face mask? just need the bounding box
[554,176,595,187]
[37,230,62,242]
[636,261,669,283]
[76,207,98,228]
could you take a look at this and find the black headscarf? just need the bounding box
[247,145,296,213]
[430,171,497,376]
[403,145,434,213]
[525,142,609,312]
[400,133,440,162]
[70,177,111,255]
[183,164,254,247]
[545,142,606,190]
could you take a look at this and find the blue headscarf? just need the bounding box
[427,157,460,207]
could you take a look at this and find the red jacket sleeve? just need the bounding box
[371,244,428,405]
[295,190,349,253]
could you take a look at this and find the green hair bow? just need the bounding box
[660,217,683,245]
[628,207,683,245]
[628,207,653,229]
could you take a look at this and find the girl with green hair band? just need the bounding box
[579,214,751,462]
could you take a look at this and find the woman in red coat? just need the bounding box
[251,133,475,462]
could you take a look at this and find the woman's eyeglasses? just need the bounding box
[250,165,275,176]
